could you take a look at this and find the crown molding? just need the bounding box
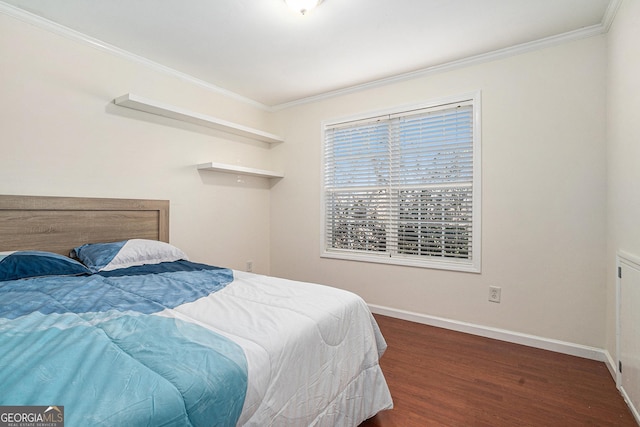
[272,21,609,110]
[0,1,271,111]
[1,0,621,112]
[601,0,622,32]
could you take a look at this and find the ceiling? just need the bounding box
[1,0,615,107]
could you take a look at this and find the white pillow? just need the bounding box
[71,239,188,272]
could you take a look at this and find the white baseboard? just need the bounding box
[621,384,640,425]
[603,349,618,381]
[369,304,610,364]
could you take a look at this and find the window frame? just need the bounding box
[320,91,482,273]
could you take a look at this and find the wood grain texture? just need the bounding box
[361,314,636,427]
[0,195,169,255]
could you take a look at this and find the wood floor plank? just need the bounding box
[361,314,637,427]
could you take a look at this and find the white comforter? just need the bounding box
[160,270,393,426]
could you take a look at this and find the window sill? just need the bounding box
[321,250,481,273]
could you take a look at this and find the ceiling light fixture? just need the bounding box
[285,0,323,15]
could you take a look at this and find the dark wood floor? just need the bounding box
[360,314,637,427]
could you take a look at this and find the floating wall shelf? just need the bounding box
[197,162,284,179]
[113,93,284,145]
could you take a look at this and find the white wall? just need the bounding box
[0,5,617,351]
[0,11,278,273]
[271,36,608,348]
[606,0,640,358]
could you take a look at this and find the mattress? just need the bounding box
[0,259,393,426]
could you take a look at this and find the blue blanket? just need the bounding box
[0,262,247,427]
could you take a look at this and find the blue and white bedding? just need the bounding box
[0,255,392,426]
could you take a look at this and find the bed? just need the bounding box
[0,195,393,426]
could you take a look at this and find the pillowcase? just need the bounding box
[0,251,91,282]
[71,239,188,273]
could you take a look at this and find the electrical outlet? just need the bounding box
[246,260,253,272]
[489,286,501,303]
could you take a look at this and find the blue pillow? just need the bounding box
[0,251,91,282]
[71,239,188,273]
[70,240,127,272]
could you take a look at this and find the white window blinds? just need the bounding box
[322,97,480,272]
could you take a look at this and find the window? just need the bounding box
[321,93,481,272]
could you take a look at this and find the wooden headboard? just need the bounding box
[0,195,169,255]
